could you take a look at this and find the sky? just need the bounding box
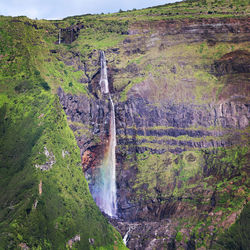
[0,0,181,20]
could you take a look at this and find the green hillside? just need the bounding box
[0,17,125,249]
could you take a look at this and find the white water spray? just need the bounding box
[99,51,109,94]
[123,227,131,246]
[93,51,117,217]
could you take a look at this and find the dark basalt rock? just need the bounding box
[111,219,176,250]
[57,87,112,154]
[58,85,248,225]
[186,234,196,250]
[213,50,250,76]
[58,23,85,44]
[116,96,249,131]
[56,17,250,250]
[117,136,232,151]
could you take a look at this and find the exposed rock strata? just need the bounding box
[128,18,250,43]
[57,17,250,249]
[116,97,249,130]
[213,50,250,76]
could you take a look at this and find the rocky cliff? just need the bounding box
[58,15,250,249]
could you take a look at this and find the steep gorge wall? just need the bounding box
[58,17,250,249]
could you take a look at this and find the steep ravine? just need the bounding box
[58,17,250,249]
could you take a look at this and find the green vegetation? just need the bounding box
[176,231,183,242]
[0,0,249,249]
[213,203,250,249]
[0,81,125,249]
[0,16,125,249]
[132,150,203,200]
[127,145,249,247]
[62,0,249,24]
[72,20,128,56]
[120,76,146,102]
[113,41,249,104]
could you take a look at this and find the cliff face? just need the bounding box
[58,16,250,249]
[1,1,250,249]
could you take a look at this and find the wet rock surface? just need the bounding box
[57,23,85,44]
[58,85,249,159]
[113,219,174,250]
[58,84,248,249]
[57,87,112,153]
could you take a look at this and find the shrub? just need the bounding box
[34,70,40,76]
[40,81,51,91]
[176,231,183,242]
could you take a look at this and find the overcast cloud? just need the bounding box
[0,0,181,20]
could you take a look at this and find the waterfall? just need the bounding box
[92,51,117,217]
[99,51,109,94]
[58,29,61,44]
[123,227,131,246]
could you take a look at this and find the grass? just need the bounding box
[113,40,249,104]
[0,82,124,249]
[62,0,249,24]
[125,144,249,246]
[120,76,146,101]
[0,16,125,249]
[132,150,203,200]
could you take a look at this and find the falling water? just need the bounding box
[123,227,131,246]
[92,51,117,217]
[99,51,109,94]
[58,29,61,44]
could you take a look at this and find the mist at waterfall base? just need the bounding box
[86,51,117,217]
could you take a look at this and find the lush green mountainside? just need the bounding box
[0,17,125,249]
[63,0,249,22]
[0,0,249,249]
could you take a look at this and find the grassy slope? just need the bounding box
[53,0,249,104]
[129,145,249,244]
[63,0,250,23]
[113,41,250,104]
[0,16,125,249]
[13,0,248,103]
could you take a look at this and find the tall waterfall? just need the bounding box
[93,51,117,217]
